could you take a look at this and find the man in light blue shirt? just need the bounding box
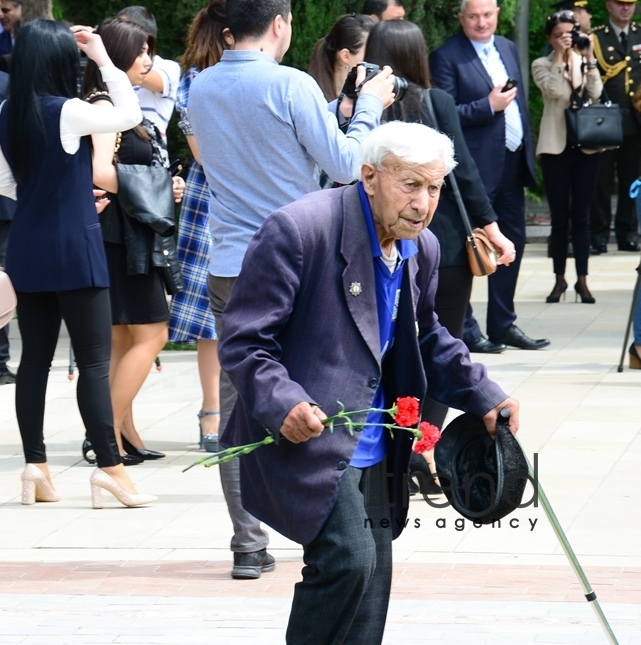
[188,0,395,581]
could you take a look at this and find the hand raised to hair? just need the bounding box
[71,26,112,69]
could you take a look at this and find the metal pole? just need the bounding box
[514,431,619,643]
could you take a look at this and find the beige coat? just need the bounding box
[532,50,603,155]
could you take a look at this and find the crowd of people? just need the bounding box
[0,0,640,642]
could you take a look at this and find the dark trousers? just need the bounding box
[465,148,526,342]
[15,288,120,467]
[424,265,473,429]
[207,274,270,553]
[286,462,392,644]
[540,147,600,276]
[0,219,10,371]
[590,134,641,246]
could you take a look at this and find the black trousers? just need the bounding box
[590,134,641,246]
[15,288,120,467]
[424,265,473,429]
[540,147,600,276]
[286,462,392,644]
[465,147,527,342]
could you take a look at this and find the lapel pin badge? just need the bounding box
[349,282,363,297]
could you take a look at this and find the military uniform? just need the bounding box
[590,21,641,250]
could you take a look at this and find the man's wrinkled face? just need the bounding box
[458,0,499,43]
[362,156,446,253]
[0,1,20,32]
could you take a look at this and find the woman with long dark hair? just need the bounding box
[532,11,602,304]
[169,0,232,452]
[308,13,375,101]
[364,19,515,490]
[0,20,156,507]
[83,17,185,465]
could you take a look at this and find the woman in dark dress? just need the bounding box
[83,17,185,464]
[0,20,156,507]
[364,19,515,488]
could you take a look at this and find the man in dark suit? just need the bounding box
[589,0,641,254]
[430,0,550,352]
[218,122,519,643]
[0,0,20,55]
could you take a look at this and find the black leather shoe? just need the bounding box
[491,324,550,350]
[466,335,507,354]
[122,437,165,460]
[590,243,607,255]
[617,241,640,252]
[232,549,276,579]
[121,454,143,466]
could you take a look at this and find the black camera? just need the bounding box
[570,27,590,50]
[341,62,408,102]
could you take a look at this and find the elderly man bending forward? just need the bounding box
[218,122,519,644]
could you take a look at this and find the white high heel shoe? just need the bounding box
[21,463,61,505]
[90,468,158,509]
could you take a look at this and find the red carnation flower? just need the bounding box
[413,422,441,453]
[394,397,420,427]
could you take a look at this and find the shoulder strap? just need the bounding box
[421,90,473,237]
[85,90,122,162]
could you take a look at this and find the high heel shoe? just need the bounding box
[629,344,641,369]
[21,464,61,505]
[197,410,220,452]
[574,282,596,304]
[545,279,568,303]
[81,439,143,466]
[409,452,441,495]
[121,436,165,461]
[90,468,158,509]
[82,438,96,464]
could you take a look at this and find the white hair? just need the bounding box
[358,121,457,180]
[460,0,497,12]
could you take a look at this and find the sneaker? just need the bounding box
[231,548,276,579]
[0,369,16,385]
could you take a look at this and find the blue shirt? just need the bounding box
[188,50,383,277]
[350,183,418,468]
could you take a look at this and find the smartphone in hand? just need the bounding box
[501,78,518,93]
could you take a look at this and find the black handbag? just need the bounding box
[565,88,623,150]
[115,163,175,236]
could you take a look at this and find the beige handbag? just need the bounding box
[0,269,17,328]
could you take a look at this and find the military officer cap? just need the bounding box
[551,0,592,11]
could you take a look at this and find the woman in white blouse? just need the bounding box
[0,20,156,508]
[532,11,603,304]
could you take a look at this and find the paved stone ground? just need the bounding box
[1,243,640,644]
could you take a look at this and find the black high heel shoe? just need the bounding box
[121,436,165,461]
[82,439,96,465]
[81,439,143,466]
[409,452,441,495]
[545,279,568,303]
[574,282,596,304]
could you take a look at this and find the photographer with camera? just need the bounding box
[187,0,394,582]
[532,10,602,304]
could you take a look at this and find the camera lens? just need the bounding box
[393,77,408,102]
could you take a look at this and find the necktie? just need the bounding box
[620,30,627,50]
[481,45,523,151]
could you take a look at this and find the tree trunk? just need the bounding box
[21,0,54,23]
[514,0,530,104]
